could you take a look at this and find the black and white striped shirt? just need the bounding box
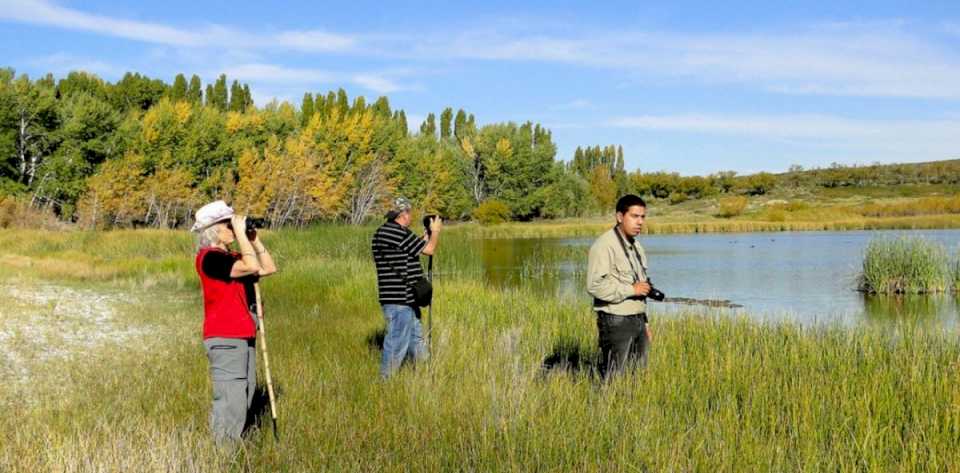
[372,221,427,305]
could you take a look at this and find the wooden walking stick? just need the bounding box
[426,254,433,350]
[254,282,279,440]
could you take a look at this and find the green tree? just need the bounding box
[187,75,203,104]
[420,113,436,138]
[744,172,776,195]
[352,96,366,113]
[204,84,215,107]
[335,88,349,114]
[57,71,108,100]
[210,74,228,111]
[301,93,315,126]
[454,108,468,140]
[395,110,408,136]
[37,92,122,217]
[242,84,253,110]
[3,75,59,186]
[109,72,167,111]
[540,166,591,218]
[169,74,188,102]
[229,80,244,112]
[372,97,391,117]
[440,107,453,139]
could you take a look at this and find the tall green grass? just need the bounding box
[859,236,952,294]
[2,227,960,471]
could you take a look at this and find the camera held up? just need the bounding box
[422,214,439,236]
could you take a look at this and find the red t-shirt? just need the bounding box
[196,248,258,339]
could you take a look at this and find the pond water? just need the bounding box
[468,229,960,326]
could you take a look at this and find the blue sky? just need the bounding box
[2,0,959,175]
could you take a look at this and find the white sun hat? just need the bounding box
[191,200,234,232]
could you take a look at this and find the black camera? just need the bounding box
[644,278,666,302]
[422,214,439,235]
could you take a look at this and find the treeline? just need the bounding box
[0,68,579,228]
[2,67,958,229]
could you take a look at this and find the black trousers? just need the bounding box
[597,311,649,379]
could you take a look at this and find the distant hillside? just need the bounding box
[775,159,960,188]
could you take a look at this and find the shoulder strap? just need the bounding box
[612,226,641,282]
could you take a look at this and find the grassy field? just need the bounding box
[2,227,960,472]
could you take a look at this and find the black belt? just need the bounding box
[598,311,648,323]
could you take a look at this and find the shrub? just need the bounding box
[859,237,949,294]
[716,196,748,218]
[785,201,810,212]
[859,196,960,218]
[764,208,787,222]
[0,196,63,229]
[472,199,512,225]
[668,192,688,205]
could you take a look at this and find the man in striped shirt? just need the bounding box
[372,197,442,379]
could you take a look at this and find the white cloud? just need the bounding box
[352,74,402,94]
[221,64,335,84]
[28,52,125,77]
[942,22,960,36]
[608,113,959,140]
[550,99,594,111]
[401,22,960,99]
[0,0,356,52]
[607,113,960,161]
[219,63,411,95]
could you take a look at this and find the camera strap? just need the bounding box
[612,225,644,283]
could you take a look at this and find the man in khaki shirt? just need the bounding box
[587,194,652,379]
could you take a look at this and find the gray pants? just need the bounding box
[597,312,649,379]
[204,337,256,442]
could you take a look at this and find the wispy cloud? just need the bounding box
[220,64,336,84]
[27,52,126,77]
[607,113,960,156]
[549,99,595,111]
[941,21,960,36]
[0,0,356,52]
[352,74,403,94]
[220,63,411,95]
[4,2,960,100]
[402,22,960,99]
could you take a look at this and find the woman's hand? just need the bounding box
[231,215,247,236]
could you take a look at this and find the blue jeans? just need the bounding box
[380,304,429,378]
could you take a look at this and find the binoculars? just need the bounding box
[245,217,267,230]
[227,217,266,233]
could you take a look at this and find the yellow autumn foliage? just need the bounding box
[233,108,390,226]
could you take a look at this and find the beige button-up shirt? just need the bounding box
[587,227,648,315]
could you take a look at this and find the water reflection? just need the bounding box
[862,294,950,322]
[469,230,960,326]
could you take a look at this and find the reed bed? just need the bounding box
[859,236,953,294]
[2,228,960,471]
[470,214,960,239]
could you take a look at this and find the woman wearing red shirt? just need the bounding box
[192,201,277,444]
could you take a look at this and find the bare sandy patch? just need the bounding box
[0,281,155,387]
